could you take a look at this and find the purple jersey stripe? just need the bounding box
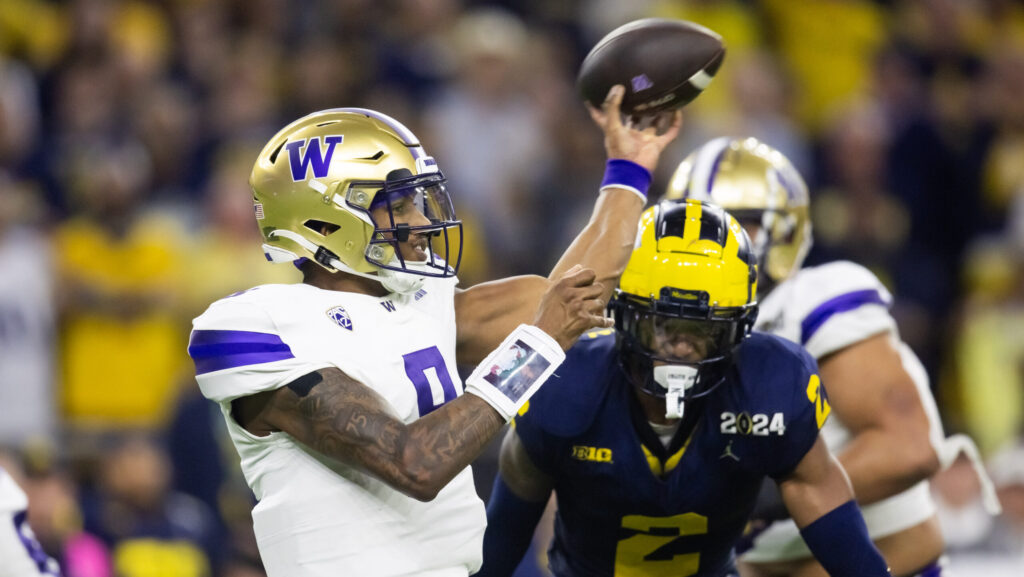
[706,143,729,194]
[800,289,887,345]
[189,330,294,375]
[917,560,943,577]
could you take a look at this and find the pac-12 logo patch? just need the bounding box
[326,306,353,330]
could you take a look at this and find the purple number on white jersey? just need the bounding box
[403,347,457,415]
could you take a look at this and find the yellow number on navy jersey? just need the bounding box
[805,374,831,429]
[115,539,210,577]
[615,513,708,577]
[584,328,615,340]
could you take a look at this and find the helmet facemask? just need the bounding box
[611,287,757,419]
[355,169,463,279]
[728,207,802,297]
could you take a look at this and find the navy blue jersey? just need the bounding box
[513,329,827,577]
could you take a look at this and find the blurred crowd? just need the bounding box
[1,0,1023,575]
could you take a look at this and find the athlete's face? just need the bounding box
[638,317,722,364]
[370,192,432,262]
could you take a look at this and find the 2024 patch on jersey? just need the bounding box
[513,331,828,577]
[188,279,485,577]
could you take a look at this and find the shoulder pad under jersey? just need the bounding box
[515,329,619,438]
[190,284,332,403]
[734,332,820,399]
[791,261,896,357]
[797,261,892,305]
[732,332,826,477]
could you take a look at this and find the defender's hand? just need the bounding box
[533,265,612,351]
[587,85,683,173]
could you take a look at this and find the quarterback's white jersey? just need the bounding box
[0,468,61,576]
[189,278,486,577]
[0,469,27,515]
[741,261,946,563]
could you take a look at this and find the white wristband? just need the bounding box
[598,184,647,203]
[464,324,566,421]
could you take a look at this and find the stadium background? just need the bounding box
[0,0,1022,575]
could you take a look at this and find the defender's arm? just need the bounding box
[820,332,940,505]
[778,436,890,576]
[476,428,554,577]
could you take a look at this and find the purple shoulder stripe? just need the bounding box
[800,289,887,345]
[188,329,294,375]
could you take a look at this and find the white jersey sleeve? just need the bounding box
[0,468,62,577]
[189,290,333,403]
[0,469,27,514]
[758,261,896,359]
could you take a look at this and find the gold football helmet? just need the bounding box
[664,137,811,288]
[609,199,758,413]
[250,108,461,294]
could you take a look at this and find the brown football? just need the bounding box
[577,18,726,115]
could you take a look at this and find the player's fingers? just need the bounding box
[559,266,598,287]
[586,102,605,126]
[652,110,675,134]
[574,280,606,300]
[583,295,608,316]
[658,110,684,142]
[602,85,625,122]
[640,122,660,136]
[583,314,615,329]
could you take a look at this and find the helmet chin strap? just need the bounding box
[264,230,426,295]
[653,365,698,420]
[376,265,426,294]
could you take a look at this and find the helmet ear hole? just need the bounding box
[303,220,340,236]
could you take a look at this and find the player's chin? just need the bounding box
[652,354,702,366]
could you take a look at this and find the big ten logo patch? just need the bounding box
[571,445,613,463]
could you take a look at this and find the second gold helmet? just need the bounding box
[665,137,811,286]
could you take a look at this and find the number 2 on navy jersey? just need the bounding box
[615,513,708,577]
[403,347,458,416]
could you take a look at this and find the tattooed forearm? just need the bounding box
[272,368,504,501]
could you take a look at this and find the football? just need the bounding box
[577,18,726,115]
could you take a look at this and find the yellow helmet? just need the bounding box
[610,199,758,406]
[250,108,461,293]
[664,137,811,288]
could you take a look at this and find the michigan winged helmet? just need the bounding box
[250,108,462,294]
[665,137,811,289]
[610,199,758,418]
